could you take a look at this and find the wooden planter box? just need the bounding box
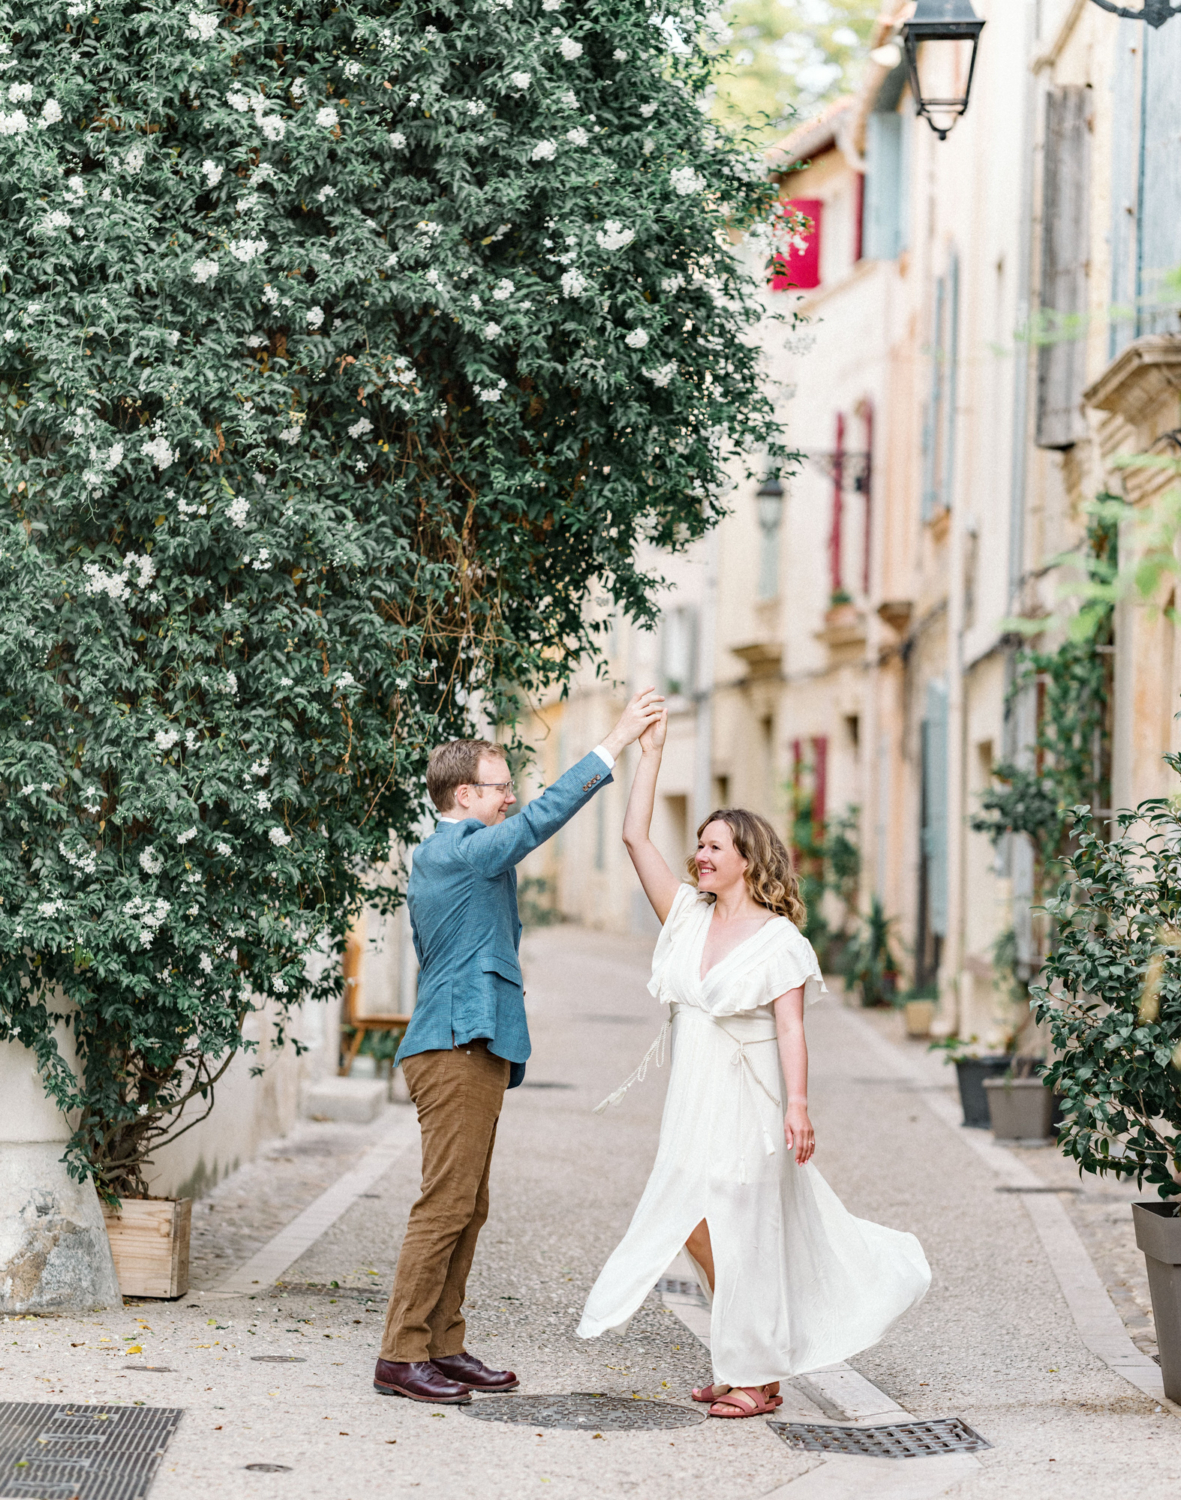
[983,1075,1056,1145]
[103,1198,191,1299]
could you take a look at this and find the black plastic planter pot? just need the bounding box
[954,1056,1011,1128]
[982,1076,1056,1145]
[1132,1202,1181,1402]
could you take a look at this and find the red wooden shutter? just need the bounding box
[771,198,823,291]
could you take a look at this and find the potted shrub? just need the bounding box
[842,898,901,1007]
[0,0,791,1302]
[982,1057,1056,1145]
[930,1038,1013,1129]
[897,981,938,1038]
[1032,794,1181,1400]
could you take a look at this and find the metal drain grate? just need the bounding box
[463,1393,706,1432]
[657,1277,703,1297]
[770,1417,990,1459]
[0,1402,183,1500]
[250,1356,305,1364]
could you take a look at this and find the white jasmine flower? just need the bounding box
[336,671,357,689]
[256,790,271,811]
[643,362,677,387]
[614,48,629,60]
[492,279,514,301]
[565,126,589,147]
[670,165,706,196]
[185,11,219,40]
[227,496,250,527]
[154,728,179,751]
[261,115,285,142]
[640,102,658,118]
[143,433,175,469]
[124,145,146,173]
[40,209,71,234]
[3,329,14,342]
[315,105,339,129]
[200,159,224,188]
[185,728,198,748]
[469,292,483,309]
[316,184,336,202]
[291,78,306,99]
[348,416,373,438]
[417,219,441,238]
[262,283,280,306]
[466,100,486,116]
[226,89,251,111]
[481,321,503,341]
[199,953,214,973]
[596,220,635,251]
[558,37,583,60]
[388,130,407,148]
[229,236,267,262]
[531,139,557,161]
[39,98,62,126]
[38,899,65,918]
[268,826,291,847]
[249,759,269,777]
[246,334,266,348]
[0,110,28,136]
[661,273,685,293]
[559,90,578,108]
[476,378,508,403]
[625,328,650,348]
[82,786,103,813]
[8,83,32,103]
[224,671,238,695]
[509,71,532,89]
[216,841,232,857]
[272,975,288,994]
[177,826,198,845]
[560,268,587,297]
[279,426,301,444]
[105,442,123,469]
[343,60,362,80]
[65,175,84,197]
[100,186,111,200]
[139,846,162,875]
[543,0,562,8]
[306,305,324,329]
[279,677,293,688]
[192,257,219,284]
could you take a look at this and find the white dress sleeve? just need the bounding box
[712,921,828,1015]
[646,883,704,1001]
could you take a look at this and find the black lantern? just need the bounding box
[1088,0,1180,22]
[755,475,784,536]
[901,0,986,141]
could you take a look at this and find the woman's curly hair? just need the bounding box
[684,807,807,928]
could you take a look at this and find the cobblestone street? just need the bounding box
[6,926,1181,1498]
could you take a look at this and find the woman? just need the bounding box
[577,708,930,1418]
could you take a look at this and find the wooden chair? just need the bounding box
[338,919,413,1076]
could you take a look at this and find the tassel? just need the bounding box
[593,1019,670,1114]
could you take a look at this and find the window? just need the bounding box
[660,606,698,698]
[1036,86,1091,449]
[863,112,908,260]
[771,198,822,291]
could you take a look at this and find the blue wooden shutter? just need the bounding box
[864,113,905,260]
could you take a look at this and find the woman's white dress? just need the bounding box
[577,883,931,1387]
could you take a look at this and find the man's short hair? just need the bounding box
[426,739,505,812]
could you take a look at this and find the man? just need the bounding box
[373,688,663,1405]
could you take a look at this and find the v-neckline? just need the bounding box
[697,904,779,983]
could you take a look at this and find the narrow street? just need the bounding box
[5,925,1181,1498]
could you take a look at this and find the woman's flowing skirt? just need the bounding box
[577,1004,931,1387]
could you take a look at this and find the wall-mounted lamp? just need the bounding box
[1087,0,1180,22]
[901,0,986,141]
[755,476,785,536]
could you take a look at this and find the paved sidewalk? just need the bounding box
[5,926,1181,1498]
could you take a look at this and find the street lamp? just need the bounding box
[1086,0,1180,22]
[756,476,784,601]
[756,475,784,535]
[901,0,986,142]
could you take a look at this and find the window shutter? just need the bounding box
[1140,22,1181,336]
[921,680,949,940]
[772,198,823,291]
[863,114,904,260]
[1036,86,1091,450]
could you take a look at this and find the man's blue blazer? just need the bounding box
[396,750,613,1087]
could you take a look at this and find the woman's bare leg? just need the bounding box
[685,1219,715,1293]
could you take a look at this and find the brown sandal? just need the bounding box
[708,1383,782,1418]
[691,1383,731,1403]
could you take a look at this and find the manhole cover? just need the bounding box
[245,1463,293,1472]
[463,1393,705,1431]
[0,1401,183,1499]
[250,1357,306,1364]
[770,1418,991,1459]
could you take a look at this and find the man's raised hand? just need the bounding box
[601,687,665,761]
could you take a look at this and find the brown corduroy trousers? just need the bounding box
[380,1040,510,1363]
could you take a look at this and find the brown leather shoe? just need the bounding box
[431,1351,519,1391]
[373,1358,472,1403]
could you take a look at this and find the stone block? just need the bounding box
[303,1076,386,1124]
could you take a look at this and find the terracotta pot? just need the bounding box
[1133,1202,1181,1403]
[103,1197,191,1299]
[983,1075,1056,1144]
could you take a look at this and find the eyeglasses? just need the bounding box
[467,780,515,794]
